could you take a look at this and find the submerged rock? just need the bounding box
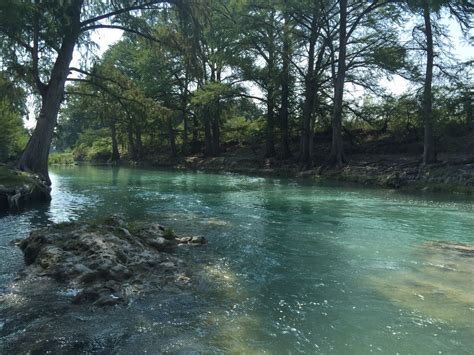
[368,240,474,329]
[16,215,206,306]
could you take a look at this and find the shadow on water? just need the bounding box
[0,165,473,353]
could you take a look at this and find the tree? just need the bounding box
[231,1,284,158]
[290,0,333,166]
[410,0,471,164]
[0,0,183,183]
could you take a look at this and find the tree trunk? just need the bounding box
[168,115,177,157]
[329,0,348,166]
[127,121,136,159]
[211,118,220,156]
[265,96,277,158]
[211,101,220,156]
[422,1,436,165]
[299,17,317,165]
[181,99,188,155]
[191,114,199,154]
[280,13,292,159]
[466,89,473,128]
[265,16,277,158]
[135,124,143,158]
[181,73,189,155]
[110,119,120,162]
[203,110,213,156]
[17,1,83,184]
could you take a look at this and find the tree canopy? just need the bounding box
[0,0,472,176]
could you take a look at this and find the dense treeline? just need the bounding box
[0,0,472,181]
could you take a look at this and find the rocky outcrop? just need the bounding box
[15,215,206,306]
[0,166,51,212]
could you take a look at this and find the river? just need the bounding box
[1,165,473,354]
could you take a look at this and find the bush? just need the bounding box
[72,128,112,162]
[222,116,264,145]
[49,151,75,165]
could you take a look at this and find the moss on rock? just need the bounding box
[0,165,51,212]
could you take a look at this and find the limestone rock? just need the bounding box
[16,216,207,306]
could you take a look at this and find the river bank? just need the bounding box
[128,152,474,194]
[0,165,51,213]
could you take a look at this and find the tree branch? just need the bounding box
[68,67,129,90]
[80,24,162,44]
[80,1,169,28]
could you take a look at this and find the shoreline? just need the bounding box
[68,153,474,195]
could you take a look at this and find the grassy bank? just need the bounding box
[49,152,75,165]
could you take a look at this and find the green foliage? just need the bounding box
[222,116,265,145]
[0,73,27,163]
[49,151,75,165]
[162,227,176,240]
[44,0,472,163]
[369,45,407,72]
[72,129,112,162]
[0,99,28,162]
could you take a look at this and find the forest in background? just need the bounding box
[0,0,472,182]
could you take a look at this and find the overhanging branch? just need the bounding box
[80,1,169,28]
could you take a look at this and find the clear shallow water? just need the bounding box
[0,165,473,353]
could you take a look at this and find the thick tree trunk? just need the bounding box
[422,2,436,165]
[203,111,213,157]
[181,72,189,155]
[309,101,316,164]
[265,97,277,158]
[126,121,136,159]
[329,0,348,166]
[466,89,473,128]
[135,125,143,157]
[211,117,220,156]
[299,20,317,165]
[17,1,82,184]
[211,101,220,156]
[280,13,292,159]
[181,97,188,155]
[168,115,177,157]
[110,119,120,162]
[265,18,277,158]
[191,114,199,154]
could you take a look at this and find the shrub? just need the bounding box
[49,151,75,165]
[72,128,112,162]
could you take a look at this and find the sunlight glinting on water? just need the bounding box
[0,166,473,353]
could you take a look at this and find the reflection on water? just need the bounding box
[0,165,473,353]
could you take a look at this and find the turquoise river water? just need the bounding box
[0,166,473,354]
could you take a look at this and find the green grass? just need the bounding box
[49,151,75,165]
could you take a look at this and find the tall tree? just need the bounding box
[0,0,181,183]
[421,0,436,164]
[405,0,472,164]
[279,4,293,159]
